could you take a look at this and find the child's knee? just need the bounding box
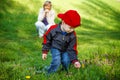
[35,21,45,28]
[62,57,70,65]
[52,56,61,65]
[62,59,70,65]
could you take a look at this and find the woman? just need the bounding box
[35,1,55,38]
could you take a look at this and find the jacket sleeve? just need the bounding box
[42,25,57,54]
[67,32,78,63]
[42,30,52,54]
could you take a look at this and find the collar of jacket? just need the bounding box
[54,23,62,33]
[55,23,72,35]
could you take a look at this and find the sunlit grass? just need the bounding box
[0,0,120,80]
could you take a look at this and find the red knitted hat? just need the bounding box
[58,10,81,28]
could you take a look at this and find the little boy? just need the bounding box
[42,10,81,74]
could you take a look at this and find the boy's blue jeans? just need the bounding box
[47,48,70,74]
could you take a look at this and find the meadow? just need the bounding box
[0,0,120,80]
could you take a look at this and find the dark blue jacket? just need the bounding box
[42,24,78,62]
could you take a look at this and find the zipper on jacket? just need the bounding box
[62,32,67,40]
[63,35,65,40]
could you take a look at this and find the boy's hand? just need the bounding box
[74,61,81,68]
[42,54,47,60]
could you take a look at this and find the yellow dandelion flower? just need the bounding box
[82,64,85,68]
[26,76,31,79]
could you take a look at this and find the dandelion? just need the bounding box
[82,63,85,68]
[26,76,31,79]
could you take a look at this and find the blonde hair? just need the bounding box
[43,1,52,7]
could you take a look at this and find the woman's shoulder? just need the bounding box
[39,8,44,11]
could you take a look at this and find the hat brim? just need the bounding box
[57,13,64,19]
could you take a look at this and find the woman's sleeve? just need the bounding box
[48,10,56,24]
[38,8,45,21]
[50,10,56,24]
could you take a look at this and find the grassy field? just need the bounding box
[0,0,120,80]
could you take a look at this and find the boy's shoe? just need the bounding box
[42,66,49,73]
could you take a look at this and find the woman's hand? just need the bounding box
[45,9,49,13]
[44,9,49,17]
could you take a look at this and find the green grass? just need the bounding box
[0,0,120,80]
